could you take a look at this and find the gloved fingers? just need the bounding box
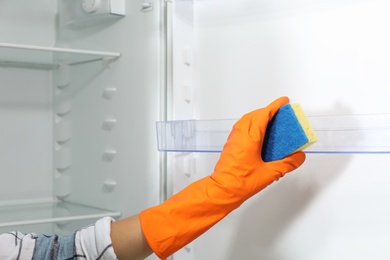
[284,151,306,170]
[249,97,290,142]
[233,96,290,142]
[254,96,290,139]
[264,151,306,180]
[264,96,290,119]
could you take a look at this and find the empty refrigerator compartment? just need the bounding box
[156,114,390,154]
[0,201,121,228]
[0,43,120,69]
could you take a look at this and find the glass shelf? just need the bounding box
[0,201,121,228]
[0,43,120,70]
[156,113,390,154]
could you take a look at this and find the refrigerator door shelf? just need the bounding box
[0,201,121,228]
[156,113,390,154]
[0,43,120,70]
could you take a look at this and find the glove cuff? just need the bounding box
[140,176,240,259]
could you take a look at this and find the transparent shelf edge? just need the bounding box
[0,201,121,228]
[0,42,120,70]
[156,114,390,154]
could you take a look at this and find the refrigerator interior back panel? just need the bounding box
[0,0,162,244]
[0,0,56,207]
[55,0,162,221]
[0,68,52,205]
[170,0,390,259]
[0,0,56,46]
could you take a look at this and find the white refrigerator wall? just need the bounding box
[171,0,390,259]
[55,0,162,220]
[0,0,162,244]
[0,0,56,206]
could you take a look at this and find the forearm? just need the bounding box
[111,214,153,260]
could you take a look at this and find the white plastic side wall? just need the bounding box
[56,0,162,228]
[172,0,390,259]
[0,1,56,206]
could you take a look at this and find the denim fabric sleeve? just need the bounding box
[33,232,78,260]
[0,217,117,260]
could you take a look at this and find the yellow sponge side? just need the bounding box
[290,104,318,152]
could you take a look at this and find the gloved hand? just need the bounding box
[140,96,306,259]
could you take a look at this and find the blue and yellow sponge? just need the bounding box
[262,103,317,162]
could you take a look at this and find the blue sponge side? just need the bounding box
[262,104,308,162]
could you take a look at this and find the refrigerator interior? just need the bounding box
[168,0,390,259]
[0,0,162,243]
[1,0,390,259]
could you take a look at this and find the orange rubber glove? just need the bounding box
[140,96,306,259]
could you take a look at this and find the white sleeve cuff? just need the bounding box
[76,217,117,260]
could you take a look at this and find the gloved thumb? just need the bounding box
[264,151,306,181]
